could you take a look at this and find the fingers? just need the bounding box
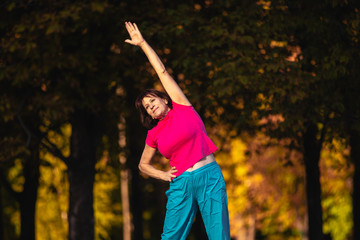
[125,21,135,32]
[125,21,138,34]
[169,174,176,181]
[163,167,177,182]
[124,39,133,44]
[125,22,130,33]
[170,167,178,174]
[133,23,139,31]
[159,167,179,182]
[164,174,175,182]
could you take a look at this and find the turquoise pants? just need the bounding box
[161,161,231,240]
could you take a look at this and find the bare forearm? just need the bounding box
[139,162,166,180]
[139,40,190,105]
[139,40,167,76]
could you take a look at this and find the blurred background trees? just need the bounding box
[0,0,358,240]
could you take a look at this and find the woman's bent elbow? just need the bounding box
[138,163,145,173]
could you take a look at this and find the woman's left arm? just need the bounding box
[125,21,191,106]
[138,144,178,182]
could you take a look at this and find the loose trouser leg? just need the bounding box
[161,177,197,240]
[195,162,231,240]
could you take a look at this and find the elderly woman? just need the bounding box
[125,21,230,240]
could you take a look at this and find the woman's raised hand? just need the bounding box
[125,21,145,46]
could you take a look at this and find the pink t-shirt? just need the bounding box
[145,102,218,177]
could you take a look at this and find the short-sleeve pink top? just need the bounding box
[145,102,218,177]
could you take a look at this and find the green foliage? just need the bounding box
[94,154,122,240]
[322,196,352,240]
[215,132,353,239]
[36,125,69,239]
[1,188,19,239]
[216,133,306,239]
[321,139,353,240]
[34,124,122,240]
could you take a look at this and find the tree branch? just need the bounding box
[16,113,69,166]
[16,113,32,148]
[40,137,70,166]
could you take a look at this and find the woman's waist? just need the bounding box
[185,154,215,172]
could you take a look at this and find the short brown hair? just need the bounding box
[135,89,173,129]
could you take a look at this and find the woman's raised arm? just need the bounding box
[125,21,191,106]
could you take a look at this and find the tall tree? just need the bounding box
[282,1,360,239]
[0,94,41,240]
[340,2,360,238]
[0,1,123,239]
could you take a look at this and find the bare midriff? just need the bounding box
[185,154,215,172]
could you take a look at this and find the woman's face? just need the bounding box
[142,95,170,120]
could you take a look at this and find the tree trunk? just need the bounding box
[19,142,40,240]
[124,82,146,240]
[126,118,145,240]
[120,168,131,240]
[118,118,132,240]
[0,181,3,240]
[303,123,323,240]
[350,129,360,240]
[68,110,100,240]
